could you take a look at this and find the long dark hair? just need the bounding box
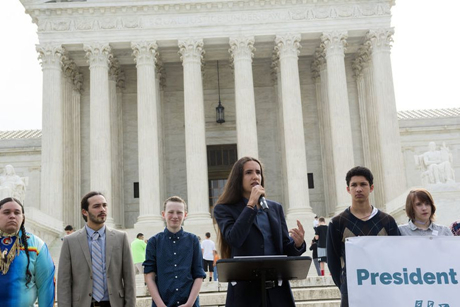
[0,197,32,287]
[214,157,265,259]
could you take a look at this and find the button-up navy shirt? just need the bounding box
[144,228,206,307]
[243,198,277,255]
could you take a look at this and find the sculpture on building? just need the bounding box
[415,142,456,185]
[0,165,26,202]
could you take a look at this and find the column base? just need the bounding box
[286,206,314,220]
[334,204,349,216]
[134,215,165,237]
[135,214,164,226]
[185,212,212,224]
[105,217,116,229]
[183,216,216,241]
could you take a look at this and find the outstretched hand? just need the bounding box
[289,220,305,248]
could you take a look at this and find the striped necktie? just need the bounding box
[91,231,104,302]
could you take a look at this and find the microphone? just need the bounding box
[259,196,269,212]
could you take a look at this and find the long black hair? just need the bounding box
[0,197,32,287]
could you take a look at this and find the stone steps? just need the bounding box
[135,276,341,306]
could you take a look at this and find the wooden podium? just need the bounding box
[217,256,311,307]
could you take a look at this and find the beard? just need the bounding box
[87,211,106,224]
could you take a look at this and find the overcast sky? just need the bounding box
[0,0,458,131]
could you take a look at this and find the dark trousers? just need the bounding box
[340,284,348,307]
[91,301,111,307]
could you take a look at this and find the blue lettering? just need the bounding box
[355,268,458,286]
[423,272,435,285]
[357,269,369,285]
[403,268,409,284]
[393,272,403,285]
[448,268,458,284]
[380,272,392,285]
[437,272,449,284]
[409,268,423,285]
[371,272,379,285]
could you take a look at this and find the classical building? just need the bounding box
[10,0,458,244]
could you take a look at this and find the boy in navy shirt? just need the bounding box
[144,196,206,307]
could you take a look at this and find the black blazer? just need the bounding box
[214,199,306,307]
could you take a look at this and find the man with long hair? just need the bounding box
[214,156,306,307]
[0,197,55,307]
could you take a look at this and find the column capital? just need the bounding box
[321,31,348,58]
[178,39,205,65]
[366,28,394,53]
[62,57,76,78]
[36,44,65,69]
[229,36,255,63]
[131,41,158,67]
[352,45,371,79]
[109,57,121,81]
[156,59,166,89]
[274,33,301,60]
[311,47,326,81]
[84,43,112,69]
[62,57,83,91]
[270,51,281,83]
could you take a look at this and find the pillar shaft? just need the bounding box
[36,44,64,221]
[229,36,259,158]
[109,58,123,228]
[84,43,114,225]
[367,29,407,203]
[321,31,355,212]
[274,34,312,218]
[312,49,336,217]
[132,42,163,225]
[179,39,211,222]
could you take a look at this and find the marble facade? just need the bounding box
[10,0,457,243]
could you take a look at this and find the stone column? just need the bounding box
[72,72,83,228]
[84,43,114,226]
[36,44,65,221]
[109,58,123,228]
[178,39,211,223]
[131,41,164,228]
[115,72,125,228]
[321,31,355,213]
[274,34,313,220]
[352,48,372,169]
[366,29,407,204]
[61,56,77,226]
[311,48,336,216]
[229,36,259,158]
[271,54,288,206]
[352,48,378,207]
[61,55,75,225]
[155,61,166,203]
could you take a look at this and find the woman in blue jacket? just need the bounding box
[214,156,306,307]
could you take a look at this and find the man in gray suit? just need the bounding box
[58,191,136,307]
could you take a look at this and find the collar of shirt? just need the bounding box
[164,227,184,240]
[85,224,107,239]
[408,219,434,231]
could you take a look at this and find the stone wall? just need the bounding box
[2,60,459,230]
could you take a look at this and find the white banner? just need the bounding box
[346,236,460,307]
